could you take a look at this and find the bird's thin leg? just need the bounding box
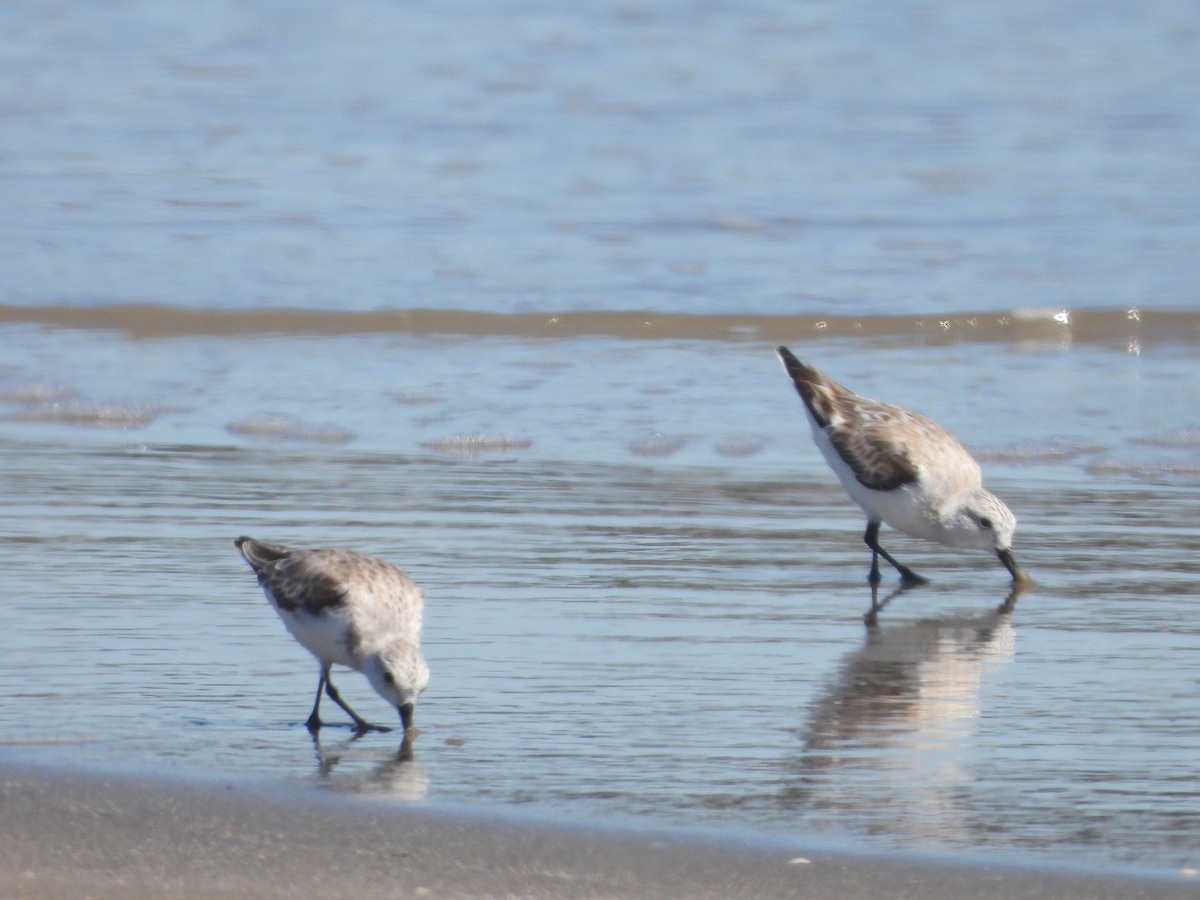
[864,520,928,586]
[306,665,329,731]
[321,673,376,732]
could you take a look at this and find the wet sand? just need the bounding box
[2,764,1193,900]
[0,301,1191,347]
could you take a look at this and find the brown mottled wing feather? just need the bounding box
[826,408,921,491]
[776,347,919,491]
[236,538,350,614]
[258,553,350,614]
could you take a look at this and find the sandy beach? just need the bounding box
[1,763,1194,900]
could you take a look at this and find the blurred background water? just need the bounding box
[1,0,1199,874]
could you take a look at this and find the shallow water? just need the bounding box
[2,325,1199,871]
[2,0,1200,876]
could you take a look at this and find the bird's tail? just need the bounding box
[775,346,834,428]
[234,536,292,571]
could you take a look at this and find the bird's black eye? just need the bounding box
[979,517,993,530]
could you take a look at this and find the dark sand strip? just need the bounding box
[1,764,1194,900]
[0,301,1191,347]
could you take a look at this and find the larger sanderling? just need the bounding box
[774,347,1027,586]
[234,537,429,734]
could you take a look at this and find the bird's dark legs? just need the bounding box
[306,664,389,733]
[323,673,376,732]
[305,666,330,731]
[864,520,928,586]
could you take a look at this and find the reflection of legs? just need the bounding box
[864,520,928,586]
[862,581,914,626]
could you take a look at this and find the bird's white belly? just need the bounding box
[812,426,942,543]
[851,480,942,542]
[270,601,358,670]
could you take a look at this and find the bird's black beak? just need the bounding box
[398,702,415,731]
[997,548,1029,584]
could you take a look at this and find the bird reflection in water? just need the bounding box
[786,590,1022,844]
[864,579,1029,626]
[310,729,428,801]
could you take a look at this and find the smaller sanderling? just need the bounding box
[234,537,429,734]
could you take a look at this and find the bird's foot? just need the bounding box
[307,714,391,735]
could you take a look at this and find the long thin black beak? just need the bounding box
[997,548,1029,584]
[398,702,414,731]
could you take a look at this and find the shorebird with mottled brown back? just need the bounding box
[774,347,1028,587]
[234,537,429,735]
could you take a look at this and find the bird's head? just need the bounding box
[949,489,1028,583]
[363,639,429,731]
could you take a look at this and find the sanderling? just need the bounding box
[234,537,429,734]
[774,347,1027,586]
